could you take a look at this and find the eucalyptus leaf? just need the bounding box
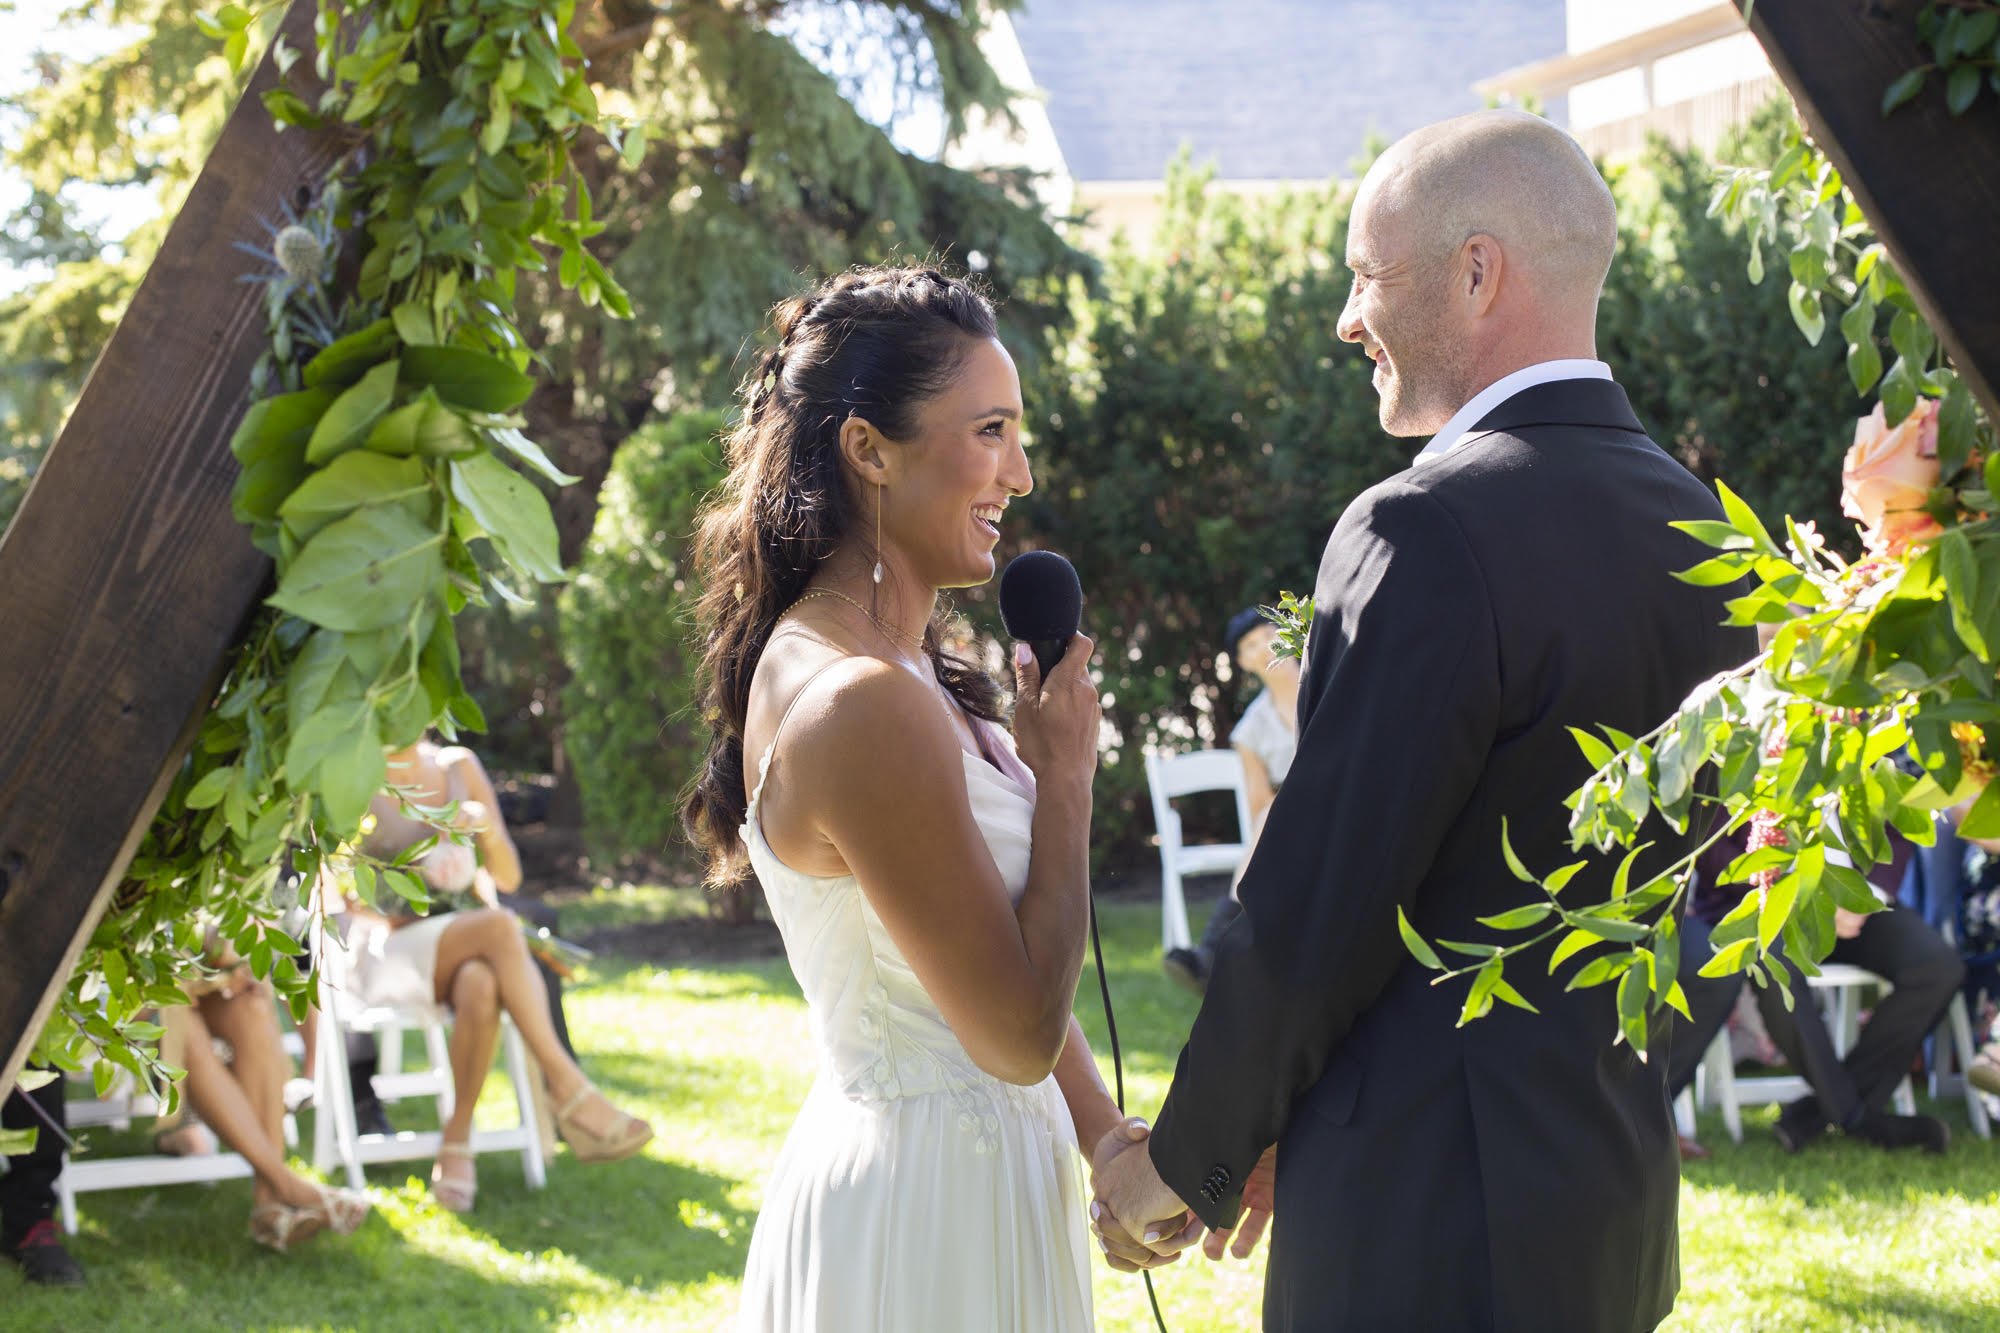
[306,360,400,464]
[401,344,534,412]
[489,425,581,484]
[279,451,429,541]
[1882,67,1927,114]
[268,504,446,631]
[303,319,399,389]
[450,452,564,581]
[316,717,386,834]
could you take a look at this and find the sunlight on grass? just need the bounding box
[10,893,1998,1330]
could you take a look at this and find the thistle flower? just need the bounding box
[273,224,326,283]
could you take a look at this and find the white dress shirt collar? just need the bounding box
[1414,358,1613,464]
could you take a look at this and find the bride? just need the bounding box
[681,265,1192,1331]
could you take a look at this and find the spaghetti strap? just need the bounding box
[746,657,864,821]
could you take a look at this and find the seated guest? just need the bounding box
[166,958,371,1251]
[1664,883,1744,1160]
[1163,607,1300,994]
[331,737,651,1212]
[1932,810,2000,1096]
[341,738,577,1136]
[1,1065,82,1286]
[1686,818,1961,1153]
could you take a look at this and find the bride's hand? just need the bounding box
[1089,1118,1201,1271]
[1011,634,1101,787]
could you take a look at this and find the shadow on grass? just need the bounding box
[5,1166,605,1331]
[1812,1280,2000,1332]
[450,1151,755,1296]
[1680,1096,2000,1206]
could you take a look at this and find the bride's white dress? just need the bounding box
[735,731,1095,1332]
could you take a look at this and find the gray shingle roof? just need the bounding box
[1011,0,1568,182]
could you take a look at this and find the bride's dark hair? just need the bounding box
[682,264,1009,884]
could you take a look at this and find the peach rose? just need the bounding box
[418,840,478,893]
[1841,399,1942,557]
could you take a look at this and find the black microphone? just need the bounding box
[998,550,1082,679]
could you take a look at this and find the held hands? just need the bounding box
[1088,1118,1202,1272]
[1012,634,1101,786]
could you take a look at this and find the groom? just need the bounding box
[1093,110,1755,1331]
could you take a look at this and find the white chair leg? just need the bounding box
[379,1020,404,1078]
[1892,1076,1917,1117]
[1709,1035,1743,1144]
[425,1020,455,1127]
[1947,994,1992,1140]
[312,995,339,1174]
[1673,1087,1696,1138]
[57,1152,77,1236]
[501,1020,547,1190]
[315,1003,366,1190]
[1161,870,1191,953]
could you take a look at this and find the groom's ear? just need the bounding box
[1463,235,1503,314]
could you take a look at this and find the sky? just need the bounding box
[0,0,152,294]
[0,0,945,297]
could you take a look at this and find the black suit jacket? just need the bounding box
[1149,378,1755,1333]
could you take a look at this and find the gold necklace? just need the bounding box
[790,586,926,650]
[790,587,978,742]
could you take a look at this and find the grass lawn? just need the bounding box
[10,887,1999,1330]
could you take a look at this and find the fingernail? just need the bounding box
[1143,1229,1161,1243]
[1014,641,1032,666]
[1089,1201,1102,1220]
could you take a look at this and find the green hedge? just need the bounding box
[1009,109,1863,870]
[550,104,1868,878]
[558,409,728,870]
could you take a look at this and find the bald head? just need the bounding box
[1361,109,1617,305]
[1338,110,1618,436]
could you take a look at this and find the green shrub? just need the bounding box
[1600,100,1859,546]
[559,409,728,872]
[1005,160,1388,868]
[1013,110,1869,870]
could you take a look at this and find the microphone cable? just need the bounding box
[1087,891,1171,1333]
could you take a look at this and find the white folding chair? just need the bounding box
[54,1051,299,1235]
[1717,964,1920,1119]
[311,944,546,1192]
[1144,748,1255,952]
[1677,1030,1745,1145]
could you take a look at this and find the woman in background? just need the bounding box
[1161,606,1300,994]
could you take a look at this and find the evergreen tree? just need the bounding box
[0,0,1090,550]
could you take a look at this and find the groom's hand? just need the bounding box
[1089,1119,1200,1271]
[1090,1118,1201,1264]
[1202,1143,1275,1261]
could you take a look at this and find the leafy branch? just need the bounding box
[31,0,631,1094]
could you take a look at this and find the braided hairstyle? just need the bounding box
[682,264,1009,884]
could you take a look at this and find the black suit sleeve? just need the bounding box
[1148,480,1503,1228]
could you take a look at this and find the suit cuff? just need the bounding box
[1149,1089,1243,1232]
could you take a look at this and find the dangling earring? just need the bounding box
[872,483,885,585]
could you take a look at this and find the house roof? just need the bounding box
[1010,0,1569,182]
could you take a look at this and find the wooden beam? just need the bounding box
[0,0,338,1095]
[1745,0,2000,422]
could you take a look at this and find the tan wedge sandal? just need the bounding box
[430,1141,478,1213]
[553,1084,654,1163]
[248,1201,327,1253]
[305,1182,373,1235]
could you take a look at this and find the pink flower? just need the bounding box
[1841,399,1942,557]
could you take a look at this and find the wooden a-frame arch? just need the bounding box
[3,0,1999,1094]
